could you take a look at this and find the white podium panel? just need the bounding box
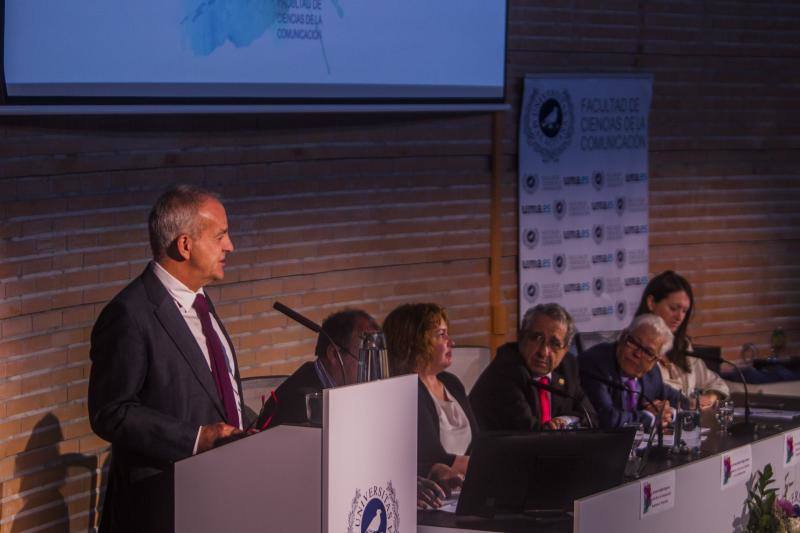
[175,425,321,533]
[324,374,418,533]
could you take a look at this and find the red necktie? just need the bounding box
[538,376,551,424]
[193,294,240,428]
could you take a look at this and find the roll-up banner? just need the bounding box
[518,74,652,332]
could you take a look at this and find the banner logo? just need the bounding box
[348,482,399,533]
[553,253,566,274]
[592,171,604,191]
[593,277,604,296]
[522,228,539,249]
[523,283,540,303]
[593,224,604,245]
[523,174,539,194]
[616,301,627,320]
[616,196,626,216]
[523,89,575,162]
[553,199,566,220]
[615,249,626,269]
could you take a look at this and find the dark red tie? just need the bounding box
[193,294,240,428]
[538,376,551,424]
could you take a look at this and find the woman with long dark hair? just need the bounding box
[635,270,729,409]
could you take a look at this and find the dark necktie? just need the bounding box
[193,293,240,428]
[625,378,639,412]
[538,376,551,424]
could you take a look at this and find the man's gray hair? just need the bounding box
[148,185,219,259]
[519,303,576,347]
[625,313,674,356]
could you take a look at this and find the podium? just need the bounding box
[174,374,418,532]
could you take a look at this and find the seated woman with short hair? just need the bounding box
[383,303,478,479]
[635,270,729,408]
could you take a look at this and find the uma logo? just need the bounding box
[348,482,399,533]
[522,228,539,249]
[523,282,540,303]
[522,88,575,163]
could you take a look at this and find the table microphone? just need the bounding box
[272,301,351,386]
[686,352,754,435]
[529,378,594,429]
[582,372,668,474]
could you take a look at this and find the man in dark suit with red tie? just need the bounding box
[469,303,595,431]
[89,185,246,533]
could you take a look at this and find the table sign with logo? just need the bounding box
[517,74,652,331]
[639,470,675,519]
[785,430,800,468]
[721,445,752,491]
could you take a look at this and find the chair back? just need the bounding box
[448,346,492,393]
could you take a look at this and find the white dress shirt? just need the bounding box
[152,262,243,452]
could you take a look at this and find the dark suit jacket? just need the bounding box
[256,361,323,428]
[88,264,245,533]
[579,341,681,430]
[418,372,479,477]
[469,342,595,431]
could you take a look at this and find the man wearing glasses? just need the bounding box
[469,303,595,431]
[579,313,682,430]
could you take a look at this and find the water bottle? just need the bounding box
[358,331,388,383]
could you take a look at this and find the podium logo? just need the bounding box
[522,88,575,163]
[523,282,540,303]
[523,174,539,194]
[522,228,539,249]
[348,482,399,533]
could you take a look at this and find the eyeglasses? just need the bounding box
[623,335,658,362]
[526,332,566,352]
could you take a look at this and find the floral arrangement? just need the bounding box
[745,463,800,533]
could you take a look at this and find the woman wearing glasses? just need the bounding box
[579,313,682,430]
[634,270,729,409]
[383,303,478,479]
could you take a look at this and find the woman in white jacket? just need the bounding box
[635,270,729,409]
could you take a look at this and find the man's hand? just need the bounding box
[646,400,673,427]
[197,422,241,453]
[417,476,446,510]
[427,463,464,498]
[543,417,569,430]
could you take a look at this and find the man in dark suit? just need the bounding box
[89,185,245,533]
[256,309,379,428]
[579,313,681,430]
[469,303,595,431]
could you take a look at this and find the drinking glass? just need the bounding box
[305,392,322,425]
[715,399,735,433]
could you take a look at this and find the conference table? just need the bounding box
[419,395,800,533]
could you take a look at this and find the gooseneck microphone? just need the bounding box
[582,372,668,475]
[529,378,594,429]
[272,301,350,386]
[686,352,753,435]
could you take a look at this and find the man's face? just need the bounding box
[340,316,380,385]
[616,325,664,378]
[187,198,234,289]
[519,314,569,377]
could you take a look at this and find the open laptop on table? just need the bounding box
[455,428,635,518]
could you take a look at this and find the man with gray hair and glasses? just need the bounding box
[579,313,682,431]
[469,303,595,431]
[89,185,245,532]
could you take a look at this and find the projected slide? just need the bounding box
[3,0,507,100]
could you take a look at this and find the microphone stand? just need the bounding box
[273,301,350,386]
[529,378,594,429]
[686,352,754,435]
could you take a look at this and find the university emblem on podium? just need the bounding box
[347,481,399,533]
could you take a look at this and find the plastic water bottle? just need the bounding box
[681,390,702,455]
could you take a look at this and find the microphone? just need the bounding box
[581,372,669,473]
[272,301,350,386]
[686,352,754,435]
[529,378,594,429]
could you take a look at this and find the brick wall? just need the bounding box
[1,1,799,530]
